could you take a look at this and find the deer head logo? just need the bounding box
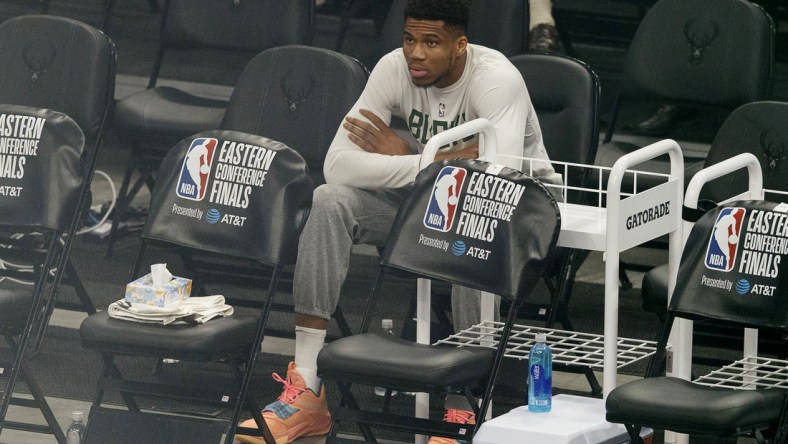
[760,128,787,175]
[684,19,719,65]
[280,71,316,119]
[22,42,57,83]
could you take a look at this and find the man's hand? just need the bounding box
[434,145,479,162]
[343,109,411,156]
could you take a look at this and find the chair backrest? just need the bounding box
[0,15,116,150]
[509,53,600,189]
[149,0,314,86]
[373,0,528,66]
[220,45,368,185]
[670,200,788,333]
[381,158,561,301]
[701,101,788,204]
[619,0,773,106]
[142,130,313,266]
[0,105,86,231]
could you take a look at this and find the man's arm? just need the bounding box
[345,109,478,161]
[323,54,423,190]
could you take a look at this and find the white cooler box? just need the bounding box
[474,394,652,444]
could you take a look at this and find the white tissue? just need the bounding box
[150,263,173,286]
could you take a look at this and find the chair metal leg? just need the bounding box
[624,424,645,444]
[18,359,67,443]
[106,159,152,258]
[102,0,116,31]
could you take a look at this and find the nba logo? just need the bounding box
[705,207,746,272]
[176,138,217,201]
[424,166,467,232]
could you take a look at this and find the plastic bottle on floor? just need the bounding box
[528,333,552,413]
[374,318,398,397]
[66,411,85,444]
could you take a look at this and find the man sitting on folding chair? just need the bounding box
[237,1,561,443]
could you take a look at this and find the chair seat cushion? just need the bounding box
[606,376,787,436]
[317,333,495,391]
[79,311,258,361]
[114,86,227,146]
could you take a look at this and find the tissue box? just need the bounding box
[124,273,192,307]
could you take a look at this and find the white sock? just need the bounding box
[529,0,555,29]
[295,326,326,392]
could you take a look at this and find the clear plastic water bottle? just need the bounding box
[66,410,85,444]
[374,319,398,397]
[528,333,552,413]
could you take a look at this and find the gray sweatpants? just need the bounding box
[293,183,499,332]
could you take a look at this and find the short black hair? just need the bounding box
[404,0,471,34]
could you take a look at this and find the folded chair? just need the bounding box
[641,101,788,359]
[317,157,561,442]
[0,14,116,442]
[607,200,788,444]
[105,0,314,256]
[78,130,313,444]
[0,106,91,443]
[180,45,369,339]
[411,53,600,390]
[0,14,117,319]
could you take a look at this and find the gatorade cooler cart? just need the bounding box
[413,118,683,444]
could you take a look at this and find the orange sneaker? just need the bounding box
[236,362,331,444]
[427,409,476,444]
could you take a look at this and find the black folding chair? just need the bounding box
[0,106,91,443]
[0,14,117,321]
[607,201,788,443]
[0,14,116,443]
[317,157,561,442]
[78,130,313,444]
[180,44,369,340]
[106,0,314,256]
[642,101,788,361]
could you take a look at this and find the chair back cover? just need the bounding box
[382,158,560,301]
[162,0,312,51]
[0,105,85,230]
[620,0,773,106]
[221,45,367,184]
[671,200,788,331]
[701,101,788,203]
[0,15,115,143]
[143,130,313,266]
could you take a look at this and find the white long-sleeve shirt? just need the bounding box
[324,44,560,189]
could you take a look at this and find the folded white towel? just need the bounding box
[108,296,234,325]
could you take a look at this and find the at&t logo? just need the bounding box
[206,208,221,224]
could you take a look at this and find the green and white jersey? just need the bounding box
[324,43,560,189]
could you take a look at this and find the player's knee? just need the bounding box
[311,184,351,216]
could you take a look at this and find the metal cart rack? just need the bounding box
[417,118,684,399]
